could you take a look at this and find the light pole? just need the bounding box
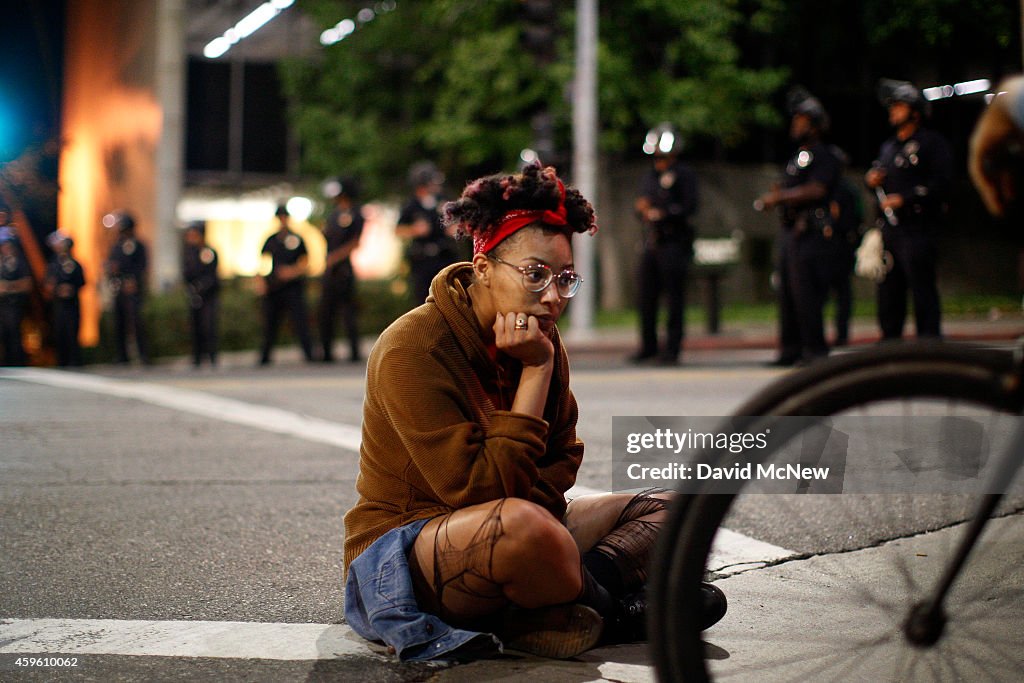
[569,0,597,340]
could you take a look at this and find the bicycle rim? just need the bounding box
[650,342,1024,683]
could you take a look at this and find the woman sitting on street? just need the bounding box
[343,162,726,661]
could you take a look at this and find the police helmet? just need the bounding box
[322,176,361,200]
[878,78,927,114]
[643,122,682,156]
[185,220,206,236]
[408,161,444,189]
[46,230,74,249]
[787,86,830,131]
[103,211,136,232]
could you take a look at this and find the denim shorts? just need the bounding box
[344,517,501,662]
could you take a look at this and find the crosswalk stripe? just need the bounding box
[0,368,363,453]
[0,618,376,661]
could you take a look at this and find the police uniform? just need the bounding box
[46,250,86,366]
[398,194,458,304]
[106,234,150,364]
[260,229,314,364]
[0,238,31,366]
[635,158,698,363]
[183,239,220,367]
[873,128,952,339]
[319,204,364,362]
[776,141,842,363]
[828,148,863,346]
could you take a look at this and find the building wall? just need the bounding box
[58,0,183,345]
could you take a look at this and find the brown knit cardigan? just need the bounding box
[343,263,584,571]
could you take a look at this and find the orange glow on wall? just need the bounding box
[58,0,163,346]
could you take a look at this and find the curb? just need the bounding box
[564,321,1024,356]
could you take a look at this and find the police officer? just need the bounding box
[319,177,364,363]
[182,221,219,368]
[258,203,315,365]
[827,146,863,347]
[756,88,841,366]
[0,224,32,366]
[630,123,698,365]
[866,79,953,340]
[104,211,150,365]
[396,161,458,304]
[44,231,86,367]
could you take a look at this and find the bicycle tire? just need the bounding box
[650,341,1024,683]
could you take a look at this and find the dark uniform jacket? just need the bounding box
[323,206,364,280]
[46,255,85,301]
[183,244,219,306]
[780,141,841,234]
[261,230,307,293]
[874,129,953,227]
[398,195,455,262]
[106,237,148,292]
[639,160,698,246]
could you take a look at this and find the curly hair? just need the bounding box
[442,163,597,253]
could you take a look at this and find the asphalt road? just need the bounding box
[2,344,1022,681]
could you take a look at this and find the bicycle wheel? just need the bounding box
[650,341,1024,683]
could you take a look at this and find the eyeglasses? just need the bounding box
[488,255,583,298]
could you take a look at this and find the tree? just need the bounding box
[279,0,788,196]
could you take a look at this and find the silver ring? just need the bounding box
[514,317,528,330]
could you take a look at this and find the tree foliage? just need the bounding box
[863,0,1018,54]
[280,0,788,196]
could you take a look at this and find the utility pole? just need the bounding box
[569,0,597,340]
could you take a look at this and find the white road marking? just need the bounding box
[709,527,795,574]
[0,618,376,661]
[585,661,655,682]
[0,522,792,662]
[0,367,363,453]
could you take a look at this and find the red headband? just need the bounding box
[473,179,569,254]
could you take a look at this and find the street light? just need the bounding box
[203,0,296,59]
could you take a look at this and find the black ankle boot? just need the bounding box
[700,582,728,630]
[601,583,726,645]
[599,590,648,645]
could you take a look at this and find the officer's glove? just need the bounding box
[855,228,891,283]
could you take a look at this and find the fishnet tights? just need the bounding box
[427,499,508,620]
[589,488,669,591]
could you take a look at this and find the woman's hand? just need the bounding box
[495,312,556,419]
[494,312,554,368]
